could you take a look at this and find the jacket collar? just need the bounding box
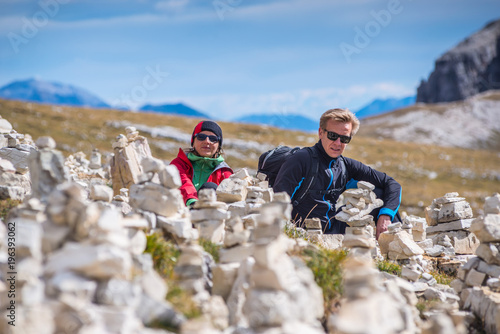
[314,140,340,163]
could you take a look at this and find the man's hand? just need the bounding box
[376,215,391,240]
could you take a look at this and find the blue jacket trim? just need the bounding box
[346,179,358,189]
[323,159,335,229]
[290,177,305,200]
[377,189,402,220]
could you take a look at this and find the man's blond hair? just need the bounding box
[319,108,360,135]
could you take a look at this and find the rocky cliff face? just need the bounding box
[417,19,500,103]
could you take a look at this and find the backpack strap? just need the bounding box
[318,156,348,196]
[292,146,320,207]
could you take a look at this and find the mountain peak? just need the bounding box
[0,78,110,108]
[139,103,209,118]
[355,96,416,119]
[417,19,500,103]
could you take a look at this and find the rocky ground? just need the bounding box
[0,114,499,334]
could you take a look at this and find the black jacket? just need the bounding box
[273,141,402,234]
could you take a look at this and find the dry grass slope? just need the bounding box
[1,98,499,217]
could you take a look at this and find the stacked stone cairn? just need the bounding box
[424,192,479,257]
[65,148,108,182]
[451,193,500,333]
[0,118,33,201]
[408,214,427,242]
[190,188,229,243]
[110,126,155,196]
[236,202,325,333]
[327,254,425,334]
[128,155,197,240]
[378,221,425,262]
[335,181,381,257]
[330,183,469,333]
[0,136,185,334]
[29,136,70,202]
[327,182,425,333]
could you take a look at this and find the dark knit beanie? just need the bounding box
[191,120,223,147]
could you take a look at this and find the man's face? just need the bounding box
[319,119,352,158]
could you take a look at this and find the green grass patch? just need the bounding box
[376,259,402,277]
[145,232,181,280]
[0,199,22,221]
[144,232,201,327]
[429,269,455,285]
[198,238,221,263]
[299,247,348,313]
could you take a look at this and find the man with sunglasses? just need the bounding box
[273,108,402,239]
[170,120,233,207]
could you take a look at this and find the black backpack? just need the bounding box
[258,145,301,187]
[258,145,347,207]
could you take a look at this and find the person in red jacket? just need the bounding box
[170,120,233,207]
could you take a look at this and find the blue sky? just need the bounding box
[1,0,499,121]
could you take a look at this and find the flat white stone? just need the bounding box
[426,218,473,233]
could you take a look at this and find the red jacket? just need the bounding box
[170,149,233,204]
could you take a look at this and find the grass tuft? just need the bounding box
[0,199,22,221]
[198,238,221,263]
[299,247,348,313]
[376,259,402,277]
[144,232,201,327]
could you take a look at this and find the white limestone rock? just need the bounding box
[158,164,182,189]
[0,119,13,134]
[14,218,43,260]
[95,279,141,307]
[470,214,500,243]
[438,200,473,223]
[426,218,473,233]
[45,242,132,280]
[90,184,114,202]
[129,182,184,217]
[47,271,98,301]
[157,215,197,240]
[0,147,32,174]
[388,231,424,260]
[212,262,240,301]
[484,193,500,214]
[36,136,56,149]
[216,178,248,203]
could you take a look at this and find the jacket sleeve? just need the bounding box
[221,169,233,181]
[170,157,198,205]
[273,150,310,200]
[344,157,402,220]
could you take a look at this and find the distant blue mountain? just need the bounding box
[0,78,110,108]
[139,103,209,118]
[355,96,416,119]
[235,113,318,132]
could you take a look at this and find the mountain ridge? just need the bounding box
[139,103,209,118]
[0,78,110,109]
[354,96,416,119]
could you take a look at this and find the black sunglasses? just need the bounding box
[323,129,351,144]
[195,133,219,143]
